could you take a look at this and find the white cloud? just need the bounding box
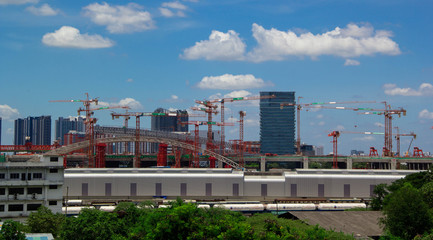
[181,30,246,60]
[344,59,360,66]
[42,26,114,49]
[183,23,400,63]
[98,98,142,109]
[171,95,179,100]
[126,78,134,83]
[197,74,271,90]
[248,23,400,62]
[159,7,185,17]
[384,83,433,96]
[0,104,19,120]
[318,121,325,126]
[0,0,37,5]
[223,90,251,98]
[26,4,59,16]
[83,2,154,34]
[162,1,187,10]
[374,122,384,128]
[419,109,433,119]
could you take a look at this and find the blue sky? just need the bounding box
[0,0,432,155]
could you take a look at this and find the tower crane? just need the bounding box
[357,102,406,156]
[181,121,234,168]
[111,111,205,168]
[280,100,376,155]
[190,105,219,151]
[328,130,384,168]
[50,93,129,167]
[195,94,275,154]
[394,127,416,157]
[238,111,246,167]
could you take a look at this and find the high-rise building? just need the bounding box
[151,108,188,132]
[260,92,296,155]
[14,116,51,145]
[55,116,85,145]
[314,146,324,156]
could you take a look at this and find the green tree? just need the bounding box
[421,181,433,208]
[26,205,65,238]
[0,220,26,240]
[371,184,389,210]
[381,183,433,239]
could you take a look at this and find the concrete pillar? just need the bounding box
[218,160,223,168]
[346,157,352,169]
[391,159,397,170]
[303,157,309,169]
[260,156,266,172]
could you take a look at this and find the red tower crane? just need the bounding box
[328,130,384,168]
[393,127,416,157]
[191,105,219,152]
[195,94,275,154]
[181,121,234,168]
[281,100,376,155]
[357,102,406,156]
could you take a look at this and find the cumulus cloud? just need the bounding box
[183,23,400,63]
[83,2,154,34]
[0,0,37,5]
[160,1,187,17]
[171,95,179,100]
[42,26,114,49]
[126,78,134,83]
[344,59,360,66]
[197,74,271,90]
[26,4,59,16]
[419,109,433,119]
[0,104,19,120]
[223,90,251,98]
[181,30,246,60]
[248,23,400,62]
[384,83,433,96]
[98,98,142,109]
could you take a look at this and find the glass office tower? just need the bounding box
[260,91,296,155]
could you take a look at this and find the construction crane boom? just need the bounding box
[281,100,376,155]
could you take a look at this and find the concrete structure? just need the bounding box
[151,108,188,132]
[14,116,51,145]
[0,155,64,218]
[55,116,85,145]
[314,146,324,156]
[260,92,296,155]
[63,168,414,200]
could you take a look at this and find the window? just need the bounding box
[232,184,239,197]
[8,204,24,212]
[49,185,57,190]
[10,173,19,179]
[155,183,162,196]
[50,157,59,162]
[27,188,42,194]
[33,173,42,179]
[27,173,32,180]
[0,188,5,195]
[49,201,57,206]
[0,205,4,212]
[261,184,268,197]
[0,173,5,179]
[130,183,137,197]
[9,188,24,195]
[27,204,41,211]
[206,183,212,197]
[49,169,58,173]
[82,183,88,196]
[180,183,187,196]
[105,183,112,197]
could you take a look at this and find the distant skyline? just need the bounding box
[0,0,432,155]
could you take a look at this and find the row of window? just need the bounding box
[0,169,58,181]
[0,201,58,212]
[81,183,376,197]
[0,186,58,195]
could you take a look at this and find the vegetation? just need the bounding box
[0,199,354,240]
[372,168,433,239]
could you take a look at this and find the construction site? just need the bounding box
[1,92,432,171]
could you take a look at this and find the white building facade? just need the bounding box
[0,155,64,218]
